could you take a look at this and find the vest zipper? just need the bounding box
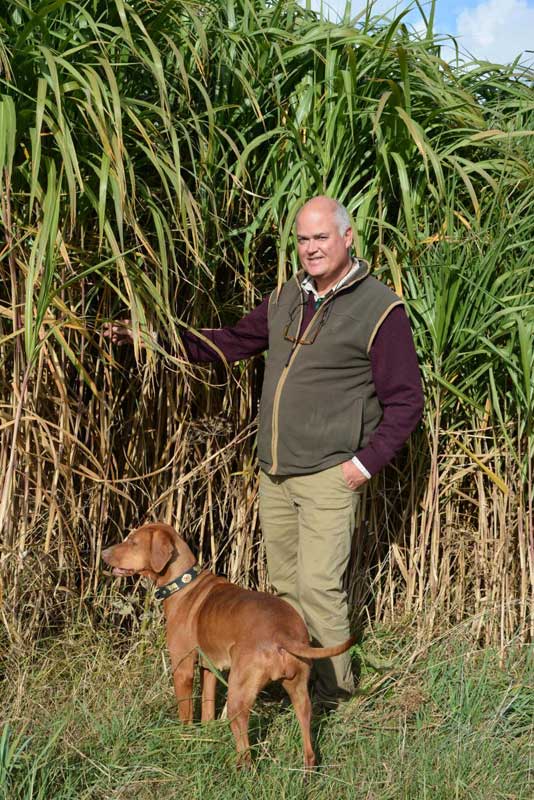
[269,291,337,475]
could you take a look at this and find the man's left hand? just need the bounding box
[341,460,368,490]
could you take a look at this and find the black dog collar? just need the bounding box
[155,564,202,600]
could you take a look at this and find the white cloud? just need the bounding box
[452,0,534,65]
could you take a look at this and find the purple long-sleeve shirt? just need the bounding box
[181,294,423,476]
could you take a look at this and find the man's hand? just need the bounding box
[102,319,134,346]
[341,460,368,490]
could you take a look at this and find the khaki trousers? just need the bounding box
[259,464,360,705]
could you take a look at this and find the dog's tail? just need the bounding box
[282,635,356,660]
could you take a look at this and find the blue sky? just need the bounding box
[306,0,534,65]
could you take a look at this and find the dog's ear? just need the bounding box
[150,527,174,573]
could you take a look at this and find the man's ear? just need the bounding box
[150,527,174,573]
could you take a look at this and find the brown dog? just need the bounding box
[102,522,355,768]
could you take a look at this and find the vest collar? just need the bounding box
[155,563,202,600]
[297,257,370,296]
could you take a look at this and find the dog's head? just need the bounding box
[102,523,191,579]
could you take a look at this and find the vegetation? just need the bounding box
[0,0,533,651]
[1,622,533,799]
[1,2,533,796]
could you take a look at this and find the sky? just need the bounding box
[305,0,534,66]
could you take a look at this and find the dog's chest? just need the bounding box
[197,638,233,671]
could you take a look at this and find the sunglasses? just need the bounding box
[283,299,333,345]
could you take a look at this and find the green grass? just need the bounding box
[2,622,532,799]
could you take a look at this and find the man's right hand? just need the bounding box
[102,319,134,346]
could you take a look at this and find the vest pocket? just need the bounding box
[299,394,364,457]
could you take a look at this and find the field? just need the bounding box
[2,620,533,799]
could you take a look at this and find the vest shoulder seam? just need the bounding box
[366,300,405,354]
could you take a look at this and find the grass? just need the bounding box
[2,620,532,799]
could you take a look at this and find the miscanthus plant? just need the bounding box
[0,0,532,645]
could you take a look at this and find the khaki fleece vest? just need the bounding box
[257,259,403,475]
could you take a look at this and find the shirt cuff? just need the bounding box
[351,456,371,480]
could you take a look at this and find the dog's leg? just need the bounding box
[282,665,316,770]
[172,652,197,723]
[200,667,217,722]
[226,666,264,768]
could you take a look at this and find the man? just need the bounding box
[107,196,423,710]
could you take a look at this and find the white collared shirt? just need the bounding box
[300,260,360,303]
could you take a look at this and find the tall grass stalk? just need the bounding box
[0,0,532,646]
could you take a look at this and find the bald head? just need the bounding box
[296,196,351,237]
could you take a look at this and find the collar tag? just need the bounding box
[155,564,202,600]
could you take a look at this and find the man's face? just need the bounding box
[296,202,353,291]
